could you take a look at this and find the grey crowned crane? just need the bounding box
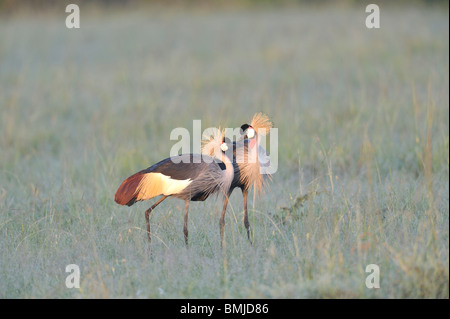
[114,129,233,247]
[201,113,273,246]
[227,113,273,245]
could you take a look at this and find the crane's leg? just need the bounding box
[184,200,189,247]
[145,195,168,243]
[219,195,229,249]
[242,188,252,245]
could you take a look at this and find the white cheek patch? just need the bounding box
[220,143,228,152]
[247,128,255,139]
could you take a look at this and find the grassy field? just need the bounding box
[0,3,448,298]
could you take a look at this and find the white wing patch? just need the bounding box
[136,173,192,201]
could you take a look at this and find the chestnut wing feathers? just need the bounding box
[115,154,228,206]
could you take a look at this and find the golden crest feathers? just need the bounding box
[250,113,273,136]
[201,127,225,157]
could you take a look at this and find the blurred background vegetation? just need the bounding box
[0,0,448,14]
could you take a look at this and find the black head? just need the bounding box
[240,124,256,139]
[240,124,250,133]
[222,136,232,144]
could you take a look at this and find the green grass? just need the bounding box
[0,3,448,298]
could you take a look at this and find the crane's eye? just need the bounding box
[247,127,255,139]
[220,142,228,152]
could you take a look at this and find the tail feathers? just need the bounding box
[115,172,147,206]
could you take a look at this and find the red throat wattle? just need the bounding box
[249,138,256,149]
